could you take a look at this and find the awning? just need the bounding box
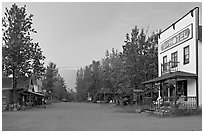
[143,71,197,84]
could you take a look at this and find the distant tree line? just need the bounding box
[42,62,76,102]
[76,26,160,102]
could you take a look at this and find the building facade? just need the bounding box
[158,7,202,108]
[2,75,44,109]
[143,7,202,109]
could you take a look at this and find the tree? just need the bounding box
[122,26,159,90]
[2,4,45,103]
[76,68,87,101]
[53,74,68,100]
[89,60,101,99]
[42,62,68,101]
[75,61,102,102]
[42,62,58,97]
[101,49,125,94]
[75,26,160,103]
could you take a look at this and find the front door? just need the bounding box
[177,80,187,97]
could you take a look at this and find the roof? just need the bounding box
[159,7,199,35]
[2,87,24,91]
[143,71,197,84]
[29,91,45,96]
[21,91,45,96]
[2,78,30,89]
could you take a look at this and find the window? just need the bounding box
[163,56,167,71]
[171,51,178,68]
[184,46,189,64]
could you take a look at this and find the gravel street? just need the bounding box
[2,102,202,131]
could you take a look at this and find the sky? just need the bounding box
[2,1,202,89]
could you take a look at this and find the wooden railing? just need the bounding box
[136,96,197,112]
[162,96,197,109]
[177,96,197,109]
[161,61,180,75]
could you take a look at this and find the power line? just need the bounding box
[57,66,85,69]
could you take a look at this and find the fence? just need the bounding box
[136,96,197,112]
[161,96,197,109]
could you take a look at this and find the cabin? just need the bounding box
[2,75,45,109]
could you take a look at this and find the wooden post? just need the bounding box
[158,82,161,98]
[158,82,161,109]
[161,81,164,104]
[174,78,178,112]
[168,86,170,101]
[12,68,15,104]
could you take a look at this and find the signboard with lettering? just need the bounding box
[160,24,193,53]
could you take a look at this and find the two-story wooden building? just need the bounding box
[2,74,45,109]
[143,7,202,109]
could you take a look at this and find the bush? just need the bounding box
[175,108,202,116]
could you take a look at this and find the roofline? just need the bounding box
[2,87,24,91]
[142,71,197,84]
[160,7,199,35]
[2,88,12,91]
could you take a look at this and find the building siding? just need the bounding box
[157,7,201,108]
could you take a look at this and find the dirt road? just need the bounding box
[2,102,202,131]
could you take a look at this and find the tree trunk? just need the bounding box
[12,68,17,104]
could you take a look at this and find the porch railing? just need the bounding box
[162,96,197,109]
[161,61,180,75]
[177,96,197,109]
[136,96,197,112]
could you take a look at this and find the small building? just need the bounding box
[96,88,114,103]
[143,7,202,110]
[2,78,29,105]
[2,75,45,107]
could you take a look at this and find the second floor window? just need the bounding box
[163,56,167,71]
[184,45,189,64]
[171,51,178,68]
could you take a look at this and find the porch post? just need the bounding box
[161,81,164,104]
[158,83,161,98]
[158,82,161,108]
[174,78,178,108]
[196,78,199,108]
[168,87,170,101]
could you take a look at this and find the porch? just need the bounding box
[142,70,198,115]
